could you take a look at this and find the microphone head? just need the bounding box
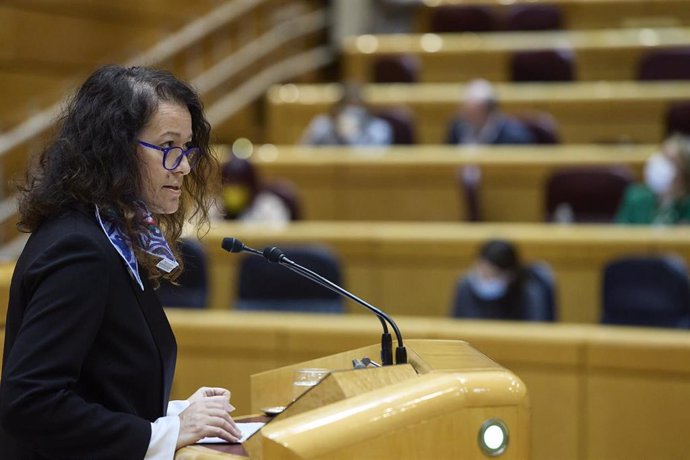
[263,246,285,263]
[221,237,245,253]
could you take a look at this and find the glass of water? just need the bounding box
[292,368,329,400]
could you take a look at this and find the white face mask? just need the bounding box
[468,272,509,301]
[644,153,676,195]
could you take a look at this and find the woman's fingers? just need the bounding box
[187,386,231,403]
[205,387,231,398]
[177,398,242,449]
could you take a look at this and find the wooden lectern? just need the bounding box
[180,339,529,459]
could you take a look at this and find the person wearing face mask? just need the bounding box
[451,240,554,321]
[615,134,690,225]
[300,83,393,146]
[219,155,295,223]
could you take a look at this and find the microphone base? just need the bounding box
[381,333,394,366]
[395,346,408,365]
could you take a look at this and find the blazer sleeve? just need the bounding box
[0,232,151,459]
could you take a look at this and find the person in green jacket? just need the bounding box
[616,134,690,225]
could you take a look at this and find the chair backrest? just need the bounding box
[545,166,634,222]
[371,54,420,84]
[527,262,557,321]
[510,49,576,82]
[235,245,345,313]
[505,4,564,31]
[516,111,560,144]
[451,261,556,321]
[665,101,690,136]
[602,255,690,328]
[156,238,209,308]
[375,107,417,145]
[430,5,497,33]
[637,47,690,81]
[456,165,482,222]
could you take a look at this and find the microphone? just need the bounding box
[262,245,406,366]
[221,237,263,256]
[221,237,405,365]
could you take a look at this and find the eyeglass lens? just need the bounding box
[164,147,200,170]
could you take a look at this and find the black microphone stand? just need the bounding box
[263,246,406,365]
[222,238,405,365]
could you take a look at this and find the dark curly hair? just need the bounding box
[17,65,219,285]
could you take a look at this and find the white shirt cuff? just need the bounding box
[166,399,191,417]
[145,415,180,460]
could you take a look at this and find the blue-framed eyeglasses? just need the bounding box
[138,140,201,171]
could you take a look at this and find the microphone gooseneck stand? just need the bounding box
[221,237,407,365]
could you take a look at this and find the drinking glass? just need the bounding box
[292,368,329,400]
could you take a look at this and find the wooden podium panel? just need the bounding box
[245,339,529,459]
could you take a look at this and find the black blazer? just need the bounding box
[0,206,177,459]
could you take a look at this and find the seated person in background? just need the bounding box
[220,155,292,223]
[452,239,553,321]
[300,83,393,146]
[616,133,690,225]
[445,79,535,145]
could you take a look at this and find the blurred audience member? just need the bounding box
[616,134,690,225]
[452,240,553,321]
[301,83,392,146]
[220,155,292,223]
[445,79,535,145]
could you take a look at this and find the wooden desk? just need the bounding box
[202,221,690,324]
[415,0,690,31]
[266,82,690,144]
[243,144,648,222]
[167,310,690,460]
[343,28,690,83]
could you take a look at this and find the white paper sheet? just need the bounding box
[196,422,265,444]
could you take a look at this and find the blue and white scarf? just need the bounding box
[95,201,179,290]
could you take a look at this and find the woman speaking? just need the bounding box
[0,65,240,459]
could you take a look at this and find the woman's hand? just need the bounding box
[187,386,234,407]
[176,387,241,449]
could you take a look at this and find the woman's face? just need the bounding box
[137,102,193,214]
[475,258,511,282]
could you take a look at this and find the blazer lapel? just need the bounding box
[129,275,177,416]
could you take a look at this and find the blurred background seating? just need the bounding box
[505,4,564,31]
[371,54,420,83]
[515,111,561,144]
[235,245,345,313]
[429,5,498,33]
[602,255,690,328]
[510,49,576,82]
[665,101,690,136]
[374,107,417,145]
[637,47,690,81]
[545,166,635,223]
[157,238,209,309]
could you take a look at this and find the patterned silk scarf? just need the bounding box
[95,201,179,290]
